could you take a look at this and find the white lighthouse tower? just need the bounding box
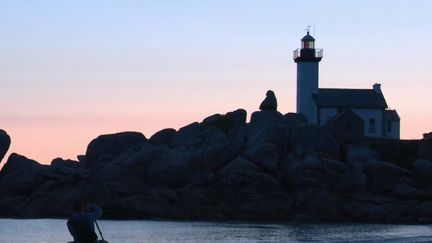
[293,31,323,124]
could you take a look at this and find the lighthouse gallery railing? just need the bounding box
[293,48,323,60]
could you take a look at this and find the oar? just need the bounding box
[95,220,105,242]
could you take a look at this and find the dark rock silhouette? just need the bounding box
[0,91,432,223]
[84,131,147,168]
[259,90,277,111]
[149,128,177,145]
[0,130,11,164]
[290,124,339,157]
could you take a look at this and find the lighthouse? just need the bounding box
[294,31,323,124]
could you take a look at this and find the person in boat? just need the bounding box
[67,202,103,243]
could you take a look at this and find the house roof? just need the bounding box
[384,110,400,121]
[313,88,388,108]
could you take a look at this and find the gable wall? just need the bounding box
[318,107,384,137]
[351,108,384,137]
[384,120,400,139]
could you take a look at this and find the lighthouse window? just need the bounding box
[302,41,314,49]
[303,41,314,49]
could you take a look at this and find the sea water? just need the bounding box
[0,219,431,242]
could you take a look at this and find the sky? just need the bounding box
[1,0,431,165]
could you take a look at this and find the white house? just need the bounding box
[294,32,400,139]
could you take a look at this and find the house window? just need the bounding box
[386,121,392,133]
[369,118,376,133]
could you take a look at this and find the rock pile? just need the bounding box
[0,130,10,163]
[0,91,431,223]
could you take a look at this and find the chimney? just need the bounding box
[373,83,381,93]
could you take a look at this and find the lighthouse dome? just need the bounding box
[301,31,315,41]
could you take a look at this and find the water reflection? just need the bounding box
[0,219,431,242]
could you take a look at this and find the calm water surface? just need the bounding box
[0,219,431,242]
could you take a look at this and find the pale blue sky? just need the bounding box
[0,0,431,163]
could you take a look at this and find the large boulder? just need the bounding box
[224,109,247,130]
[281,113,308,125]
[147,147,192,187]
[392,177,424,198]
[201,109,247,134]
[337,168,367,192]
[84,181,112,206]
[264,123,291,157]
[247,110,283,150]
[101,143,166,181]
[60,181,88,204]
[217,158,282,208]
[201,114,224,128]
[290,124,339,157]
[217,156,259,177]
[149,128,177,145]
[246,143,278,173]
[159,162,191,187]
[0,153,42,180]
[106,178,149,197]
[286,157,326,189]
[241,169,282,194]
[172,122,202,147]
[49,158,89,183]
[216,109,248,152]
[84,131,147,167]
[347,146,378,164]
[259,90,277,111]
[321,158,349,174]
[0,153,44,196]
[50,157,80,169]
[202,142,236,171]
[29,192,65,217]
[200,110,247,152]
[249,110,283,126]
[364,160,410,192]
[0,129,11,164]
[202,126,227,145]
[285,156,349,191]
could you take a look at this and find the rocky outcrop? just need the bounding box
[290,124,339,157]
[149,128,177,145]
[0,129,11,164]
[83,131,147,168]
[0,153,44,197]
[0,92,431,224]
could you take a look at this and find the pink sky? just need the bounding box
[1,1,431,165]
[2,82,430,165]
